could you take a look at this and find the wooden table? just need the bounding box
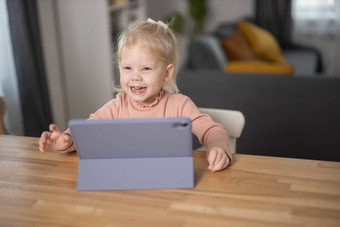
[0,135,340,226]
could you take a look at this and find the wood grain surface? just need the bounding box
[0,135,340,226]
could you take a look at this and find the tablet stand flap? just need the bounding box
[77,157,194,190]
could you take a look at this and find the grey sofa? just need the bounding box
[177,70,340,162]
[184,22,322,75]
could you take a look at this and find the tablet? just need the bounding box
[69,117,194,190]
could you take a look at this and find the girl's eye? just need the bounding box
[143,67,151,71]
[123,66,132,70]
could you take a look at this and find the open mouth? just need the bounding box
[130,86,146,94]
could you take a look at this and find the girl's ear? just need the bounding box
[163,64,174,82]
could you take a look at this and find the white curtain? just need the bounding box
[0,0,24,135]
[292,0,340,76]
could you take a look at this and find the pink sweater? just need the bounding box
[69,91,231,161]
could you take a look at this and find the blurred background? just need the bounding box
[0,0,339,137]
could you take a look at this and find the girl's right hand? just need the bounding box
[39,124,73,153]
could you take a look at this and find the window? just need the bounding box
[292,0,340,75]
[292,0,336,20]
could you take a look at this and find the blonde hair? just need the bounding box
[115,19,179,93]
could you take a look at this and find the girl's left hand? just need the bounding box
[207,147,230,172]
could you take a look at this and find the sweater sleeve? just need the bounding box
[178,96,232,163]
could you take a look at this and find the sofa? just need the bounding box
[177,70,340,162]
[184,20,323,75]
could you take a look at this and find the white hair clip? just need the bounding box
[147,18,168,29]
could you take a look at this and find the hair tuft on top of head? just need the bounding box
[147,18,169,29]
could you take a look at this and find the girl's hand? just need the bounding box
[207,146,230,172]
[39,124,73,153]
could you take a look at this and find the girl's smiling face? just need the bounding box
[119,44,173,105]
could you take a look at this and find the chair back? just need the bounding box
[199,107,245,154]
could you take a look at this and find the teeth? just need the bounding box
[131,86,145,91]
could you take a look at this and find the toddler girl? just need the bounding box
[39,19,232,172]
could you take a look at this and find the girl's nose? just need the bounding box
[131,72,142,81]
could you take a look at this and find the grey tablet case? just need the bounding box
[69,118,194,191]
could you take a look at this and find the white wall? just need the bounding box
[38,0,114,130]
[56,0,114,120]
[37,0,68,130]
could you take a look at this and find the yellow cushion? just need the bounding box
[225,61,294,74]
[237,20,285,63]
